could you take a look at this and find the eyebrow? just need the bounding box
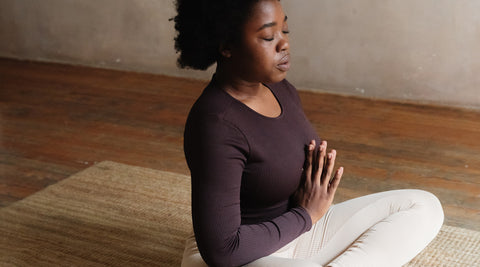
[257,15,288,31]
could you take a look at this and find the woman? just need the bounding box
[175,0,444,266]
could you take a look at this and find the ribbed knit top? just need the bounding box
[184,77,320,266]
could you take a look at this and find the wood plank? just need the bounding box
[1,58,479,231]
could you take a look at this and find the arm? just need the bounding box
[184,114,312,267]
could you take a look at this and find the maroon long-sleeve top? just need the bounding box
[184,77,320,266]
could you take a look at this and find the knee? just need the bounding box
[246,256,321,267]
[413,189,444,229]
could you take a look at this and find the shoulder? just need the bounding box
[184,87,250,170]
[184,80,247,148]
[189,81,233,118]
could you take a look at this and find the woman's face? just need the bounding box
[227,0,290,84]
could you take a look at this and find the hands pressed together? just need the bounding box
[293,140,344,224]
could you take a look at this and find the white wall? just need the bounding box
[283,0,480,109]
[1,0,479,109]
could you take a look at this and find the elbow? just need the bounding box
[201,250,234,267]
[198,239,245,267]
[194,222,244,266]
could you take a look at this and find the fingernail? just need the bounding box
[328,153,333,159]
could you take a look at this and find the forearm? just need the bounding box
[193,206,312,267]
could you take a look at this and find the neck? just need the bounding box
[214,62,282,118]
[215,63,263,99]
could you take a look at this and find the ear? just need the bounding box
[219,43,232,58]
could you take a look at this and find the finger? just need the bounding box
[328,167,343,194]
[304,140,315,186]
[315,141,327,186]
[322,149,336,186]
[313,144,320,178]
[320,141,328,170]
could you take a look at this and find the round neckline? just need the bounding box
[216,81,284,120]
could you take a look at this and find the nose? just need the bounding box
[277,34,289,52]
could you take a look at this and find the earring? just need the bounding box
[221,50,231,58]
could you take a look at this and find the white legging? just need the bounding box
[182,189,444,267]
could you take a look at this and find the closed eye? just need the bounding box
[259,15,289,41]
[263,30,289,41]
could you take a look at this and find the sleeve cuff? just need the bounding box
[292,206,313,231]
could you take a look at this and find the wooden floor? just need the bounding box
[1,58,479,231]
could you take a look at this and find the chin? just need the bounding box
[258,70,288,84]
[270,72,288,83]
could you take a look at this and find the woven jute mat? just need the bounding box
[0,161,478,266]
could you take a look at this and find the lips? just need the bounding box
[277,54,291,72]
